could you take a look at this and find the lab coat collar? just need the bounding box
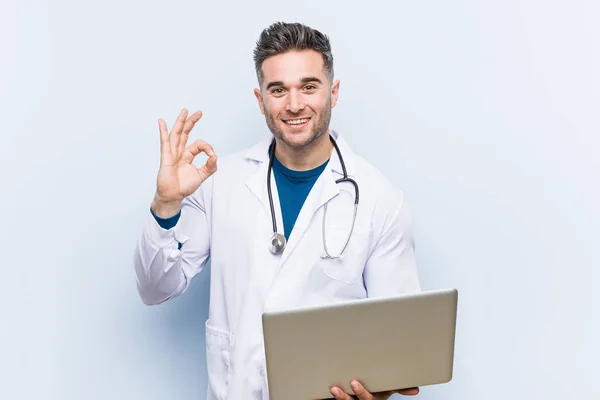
[243,129,357,177]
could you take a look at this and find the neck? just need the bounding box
[274,132,333,171]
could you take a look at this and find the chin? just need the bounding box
[280,130,317,148]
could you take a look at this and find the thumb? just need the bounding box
[198,154,218,179]
[206,154,218,173]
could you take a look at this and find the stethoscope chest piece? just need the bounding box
[269,232,286,255]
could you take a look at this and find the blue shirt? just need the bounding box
[272,156,328,240]
[151,155,328,244]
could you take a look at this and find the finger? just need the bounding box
[181,139,215,164]
[330,386,354,400]
[158,118,172,166]
[198,154,218,181]
[395,387,420,396]
[178,110,203,158]
[182,139,218,182]
[350,381,373,400]
[169,108,188,158]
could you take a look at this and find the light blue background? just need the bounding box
[1,0,598,399]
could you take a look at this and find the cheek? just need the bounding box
[311,92,332,107]
[308,97,329,113]
[264,99,281,117]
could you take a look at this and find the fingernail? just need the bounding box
[351,381,359,390]
[330,387,339,396]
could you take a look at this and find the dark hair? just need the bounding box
[253,22,334,85]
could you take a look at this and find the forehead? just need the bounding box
[261,50,326,85]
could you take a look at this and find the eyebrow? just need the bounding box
[265,76,323,91]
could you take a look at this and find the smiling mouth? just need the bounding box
[283,117,311,126]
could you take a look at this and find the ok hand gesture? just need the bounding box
[152,108,217,218]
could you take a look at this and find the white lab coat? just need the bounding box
[133,130,420,400]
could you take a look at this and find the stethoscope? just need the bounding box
[267,134,359,258]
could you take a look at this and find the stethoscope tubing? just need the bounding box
[267,134,359,256]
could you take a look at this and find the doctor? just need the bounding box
[134,22,421,400]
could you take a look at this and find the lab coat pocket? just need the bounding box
[205,320,233,400]
[322,226,370,284]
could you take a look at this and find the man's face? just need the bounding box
[254,50,340,149]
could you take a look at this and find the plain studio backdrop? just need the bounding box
[1,0,598,399]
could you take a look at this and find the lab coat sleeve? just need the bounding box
[363,188,421,297]
[133,186,211,305]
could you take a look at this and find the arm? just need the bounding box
[363,188,421,297]
[133,187,210,305]
[133,108,217,305]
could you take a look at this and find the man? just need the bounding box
[134,22,421,400]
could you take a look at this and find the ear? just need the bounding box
[331,79,340,108]
[254,88,265,115]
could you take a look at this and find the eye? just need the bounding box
[271,88,285,95]
[303,85,316,91]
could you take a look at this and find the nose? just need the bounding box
[285,90,305,114]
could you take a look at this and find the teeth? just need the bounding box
[285,118,309,125]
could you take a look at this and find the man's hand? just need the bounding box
[151,108,218,218]
[329,380,419,400]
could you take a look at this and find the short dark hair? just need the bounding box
[253,22,334,85]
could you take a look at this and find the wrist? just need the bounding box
[151,198,182,219]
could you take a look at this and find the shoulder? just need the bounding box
[349,149,413,239]
[352,153,407,208]
[213,147,254,175]
[208,138,268,180]
[356,156,413,244]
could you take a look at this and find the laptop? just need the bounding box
[262,288,458,400]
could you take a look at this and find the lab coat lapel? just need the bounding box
[245,139,285,251]
[279,159,341,267]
